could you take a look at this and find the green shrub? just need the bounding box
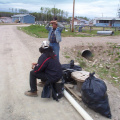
[114,58,119,61]
[64,55,70,58]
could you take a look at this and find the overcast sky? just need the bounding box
[0,0,120,18]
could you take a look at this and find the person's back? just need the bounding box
[35,53,62,83]
[45,55,62,82]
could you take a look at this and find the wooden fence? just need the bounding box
[35,21,120,32]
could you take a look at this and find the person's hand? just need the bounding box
[31,63,37,69]
[32,63,37,65]
[50,21,57,24]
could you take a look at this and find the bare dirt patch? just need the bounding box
[61,37,120,120]
[63,42,120,88]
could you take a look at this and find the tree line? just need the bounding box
[0,12,13,17]
[31,7,69,22]
[0,8,29,17]
[0,7,89,22]
[0,7,69,22]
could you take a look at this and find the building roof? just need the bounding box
[95,17,120,20]
[0,17,11,19]
[77,18,88,22]
[11,14,35,18]
[70,18,88,22]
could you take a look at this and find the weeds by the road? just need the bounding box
[18,24,120,38]
[64,43,120,89]
[18,25,48,38]
[18,24,93,37]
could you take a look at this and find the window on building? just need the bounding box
[99,20,109,23]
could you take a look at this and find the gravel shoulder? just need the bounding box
[0,25,120,120]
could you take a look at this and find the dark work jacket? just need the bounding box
[34,53,62,83]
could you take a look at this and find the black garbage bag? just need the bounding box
[52,82,64,99]
[81,72,112,119]
[41,84,51,98]
[41,79,64,101]
[62,60,82,84]
[62,60,82,71]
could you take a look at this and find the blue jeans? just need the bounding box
[50,43,60,60]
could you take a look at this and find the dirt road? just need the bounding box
[0,25,83,120]
[0,25,120,120]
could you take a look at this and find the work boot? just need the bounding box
[24,90,38,97]
[37,81,45,87]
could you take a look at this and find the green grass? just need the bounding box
[76,58,87,68]
[115,58,119,61]
[18,25,48,38]
[63,43,120,89]
[113,31,120,36]
[19,25,94,37]
[116,63,120,67]
[0,23,20,25]
[116,52,120,55]
[64,55,70,58]
[18,24,120,38]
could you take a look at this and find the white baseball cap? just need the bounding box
[41,41,49,49]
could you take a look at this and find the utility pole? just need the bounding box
[72,0,75,32]
[102,13,103,17]
[54,5,55,18]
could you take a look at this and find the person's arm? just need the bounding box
[57,22,64,32]
[50,21,64,28]
[31,63,37,69]
[45,22,51,31]
[57,22,64,28]
[34,54,51,73]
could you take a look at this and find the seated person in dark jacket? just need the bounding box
[25,41,62,97]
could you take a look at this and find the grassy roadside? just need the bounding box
[18,25,48,38]
[0,23,28,25]
[18,24,120,38]
[17,24,120,88]
[63,43,120,89]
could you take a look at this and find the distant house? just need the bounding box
[70,18,89,25]
[93,17,120,27]
[0,17,12,23]
[11,14,35,24]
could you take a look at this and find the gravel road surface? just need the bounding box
[0,25,120,120]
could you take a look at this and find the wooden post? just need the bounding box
[90,26,92,32]
[72,0,75,32]
[103,27,105,31]
[64,24,65,30]
[75,25,76,31]
[70,24,71,31]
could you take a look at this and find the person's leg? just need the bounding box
[54,43,60,60]
[50,43,60,60]
[36,72,48,87]
[29,70,37,92]
[25,70,38,96]
[36,72,48,82]
[30,70,48,91]
[25,70,47,97]
[25,70,38,97]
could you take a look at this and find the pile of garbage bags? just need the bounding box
[62,60,82,84]
[81,72,112,119]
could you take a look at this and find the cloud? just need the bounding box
[74,0,118,18]
[0,0,119,18]
[0,0,72,5]
[50,0,118,18]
